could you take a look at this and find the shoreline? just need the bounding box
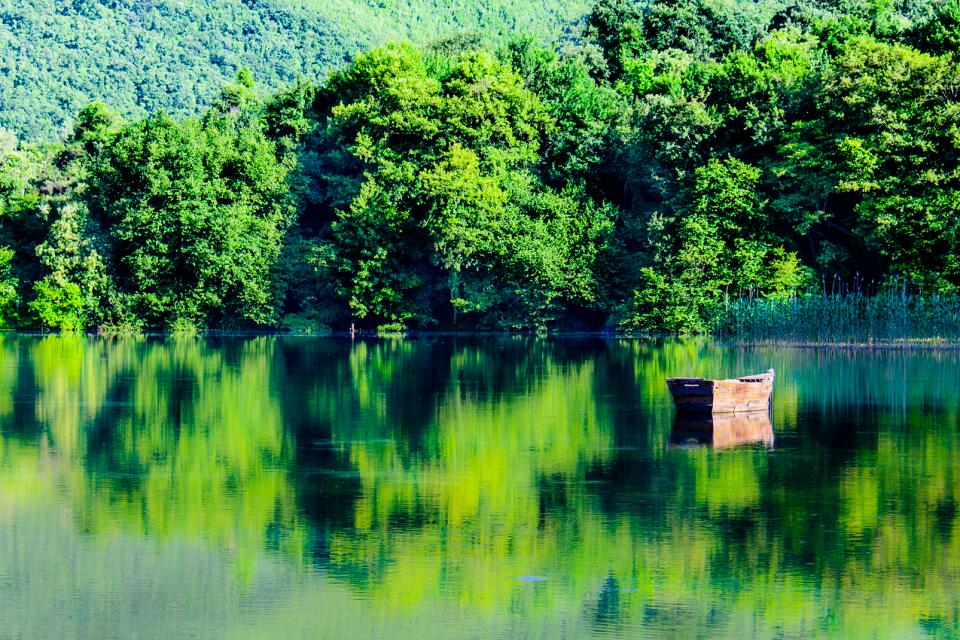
[8,330,960,350]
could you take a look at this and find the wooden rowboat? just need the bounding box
[666,369,774,414]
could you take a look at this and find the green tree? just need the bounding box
[31,204,115,332]
[799,37,960,288]
[585,0,646,80]
[619,157,808,333]
[87,102,296,329]
[310,44,615,330]
[914,0,960,52]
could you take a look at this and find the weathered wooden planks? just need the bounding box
[666,369,774,414]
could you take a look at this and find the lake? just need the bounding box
[0,336,958,638]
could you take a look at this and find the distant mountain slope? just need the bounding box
[0,0,590,140]
[351,0,590,40]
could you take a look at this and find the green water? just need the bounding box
[0,336,958,639]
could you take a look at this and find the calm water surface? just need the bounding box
[0,336,958,638]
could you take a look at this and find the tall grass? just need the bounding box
[713,278,960,344]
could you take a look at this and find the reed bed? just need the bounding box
[713,280,960,344]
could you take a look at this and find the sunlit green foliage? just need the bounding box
[84,80,297,330]
[0,0,592,141]
[591,0,960,333]
[2,0,960,334]
[309,44,616,329]
[621,157,811,333]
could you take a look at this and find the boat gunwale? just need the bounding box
[666,369,774,386]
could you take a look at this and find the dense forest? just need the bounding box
[0,0,591,140]
[0,0,958,335]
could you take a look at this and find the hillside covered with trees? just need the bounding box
[0,0,591,140]
[1,0,958,335]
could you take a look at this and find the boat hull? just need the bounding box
[666,370,774,414]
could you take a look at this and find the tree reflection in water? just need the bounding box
[0,336,958,637]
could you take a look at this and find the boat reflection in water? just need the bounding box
[670,411,774,450]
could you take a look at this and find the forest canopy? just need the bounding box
[1,0,958,334]
[0,0,592,140]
